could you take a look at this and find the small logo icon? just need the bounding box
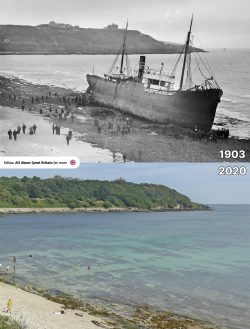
[70,159,76,166]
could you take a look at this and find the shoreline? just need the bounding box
[0,279,221,329]
[0,75,249,162]
[0,206,209,214]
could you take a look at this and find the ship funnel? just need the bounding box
[138,56,146,82]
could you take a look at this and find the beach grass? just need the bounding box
[0,315,27,329]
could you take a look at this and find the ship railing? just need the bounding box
[144,88,175,95]
[187,81,220,92]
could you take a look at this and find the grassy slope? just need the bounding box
[0,24,202,54]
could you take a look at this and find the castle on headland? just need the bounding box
[104,23,119,30]
[48,21,80,30]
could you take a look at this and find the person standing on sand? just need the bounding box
[123,154,127,162]
[17,125,21,134]
[68,130,73,139]
[6,299,13,314]
[22,124,26,134]
[66,134,70,145]
[13,129,17,141]
[33,124,37,134]
[7,129,12,140]
[52,123,55,134]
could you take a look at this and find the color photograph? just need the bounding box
[0,163,249,329]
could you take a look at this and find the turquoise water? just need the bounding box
[0,205,250,328]
[0,50,250,138]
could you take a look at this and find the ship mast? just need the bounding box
[179,15,193,90]
[120,20,128,74]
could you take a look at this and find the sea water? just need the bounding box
[0,50,249,138]
[0,205,249,329]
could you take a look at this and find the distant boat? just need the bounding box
[86,17,223,131]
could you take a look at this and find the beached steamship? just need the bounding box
[86,17,223,131]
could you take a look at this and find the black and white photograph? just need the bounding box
[0,0,249,161]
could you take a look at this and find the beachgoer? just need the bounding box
[39,109,43,115]
[8,129,12,140]
[68,130,73,139]
[52,123,55,134]
[17,125,21,134]
[13,130,17,141]
[123,154,127,163]
[29,127,34,135]
[22,124,26,134]
[21,105,25,111]
[66,134,70,145]
[6,299,13,314]
[33,124,37,134]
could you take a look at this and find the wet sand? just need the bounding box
[0,75,249,162]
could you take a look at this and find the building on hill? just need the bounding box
[104,23,119,30]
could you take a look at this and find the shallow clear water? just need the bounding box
[0,205,249,328]
[0,50,249,138]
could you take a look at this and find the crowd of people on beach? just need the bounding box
[7,123,37,141]
[94,115,133,138]
[2,86,234,163]
[188,127,230,142]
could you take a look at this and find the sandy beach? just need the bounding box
[0,106,113,162]
[0,280,220,329]
[0,75,249,162]
[0,282,102,329]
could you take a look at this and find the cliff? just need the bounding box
[0,24,203,54]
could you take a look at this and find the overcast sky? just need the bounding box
[0,0,249,48]
[1,163,249,204]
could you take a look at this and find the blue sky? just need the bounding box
[1,163,249,204]
[0,0,249,48]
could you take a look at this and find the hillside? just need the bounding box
[0,176,207,210]
[0,24,202,54]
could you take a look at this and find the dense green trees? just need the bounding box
[0,176,206,210]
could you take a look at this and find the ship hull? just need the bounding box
[86,74,223,131]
